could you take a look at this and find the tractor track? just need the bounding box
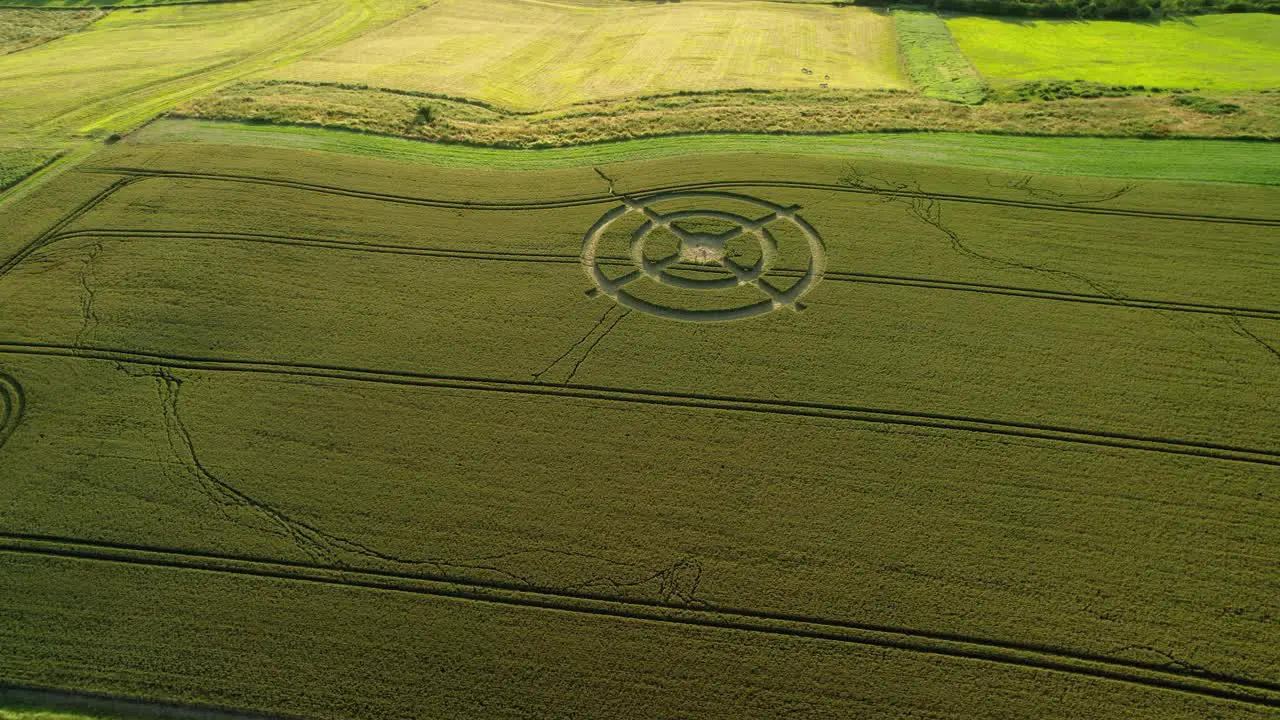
[0,372,22,451]
[0,341,1276,466]
[76,167,1280,227]
[13,228,1280,321]
[0,533,1277,708]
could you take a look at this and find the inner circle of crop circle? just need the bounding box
[581,190,826,322]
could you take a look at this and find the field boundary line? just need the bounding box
[26,228,1280,321]
[1,534,1276,707]
[76,167,1280,227]
[0,341,1276,466]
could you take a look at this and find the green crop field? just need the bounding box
[948,14,1280,90]
[0,131,1277,717]
[267,0,905,110]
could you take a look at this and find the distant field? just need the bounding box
[0,0,237,6]
[0,136,1277,717]
[269,0,905,110]
[0,0,418,139]
[948,14,1280,89]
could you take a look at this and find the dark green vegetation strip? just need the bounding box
[2,534,1277,707]
[856,0,1280,19]
[0,149,63,194]
[891,9,987,104]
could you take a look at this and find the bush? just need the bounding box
[918,0,1276,17]
[995,80,1155,102]
[1172,94,1244,114]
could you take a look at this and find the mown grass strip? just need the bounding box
[1,534,1277,707]
[73,166,1280,225]
[892,9,987,104]
[130,119,1280,184]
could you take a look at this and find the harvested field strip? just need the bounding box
[77,167,1280,226]
[0,342,1277,466]
[0,534,1276,708]
[21,228,1280,321]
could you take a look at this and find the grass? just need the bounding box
[0,8,99,56]
[947,13,1280,90]
[134,118,1280,184]
[891,9,987,103]
[0,137,1277,716]
[0,146,61,192]
[267,0,906,111]
[175,79,1280,147]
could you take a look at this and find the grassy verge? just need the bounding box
[133,118,1280,184]
[173,80,1280,148]
[891,9,987,103]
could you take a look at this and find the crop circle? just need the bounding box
[581,191,826,322]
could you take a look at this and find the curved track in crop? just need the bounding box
[0,533,1277,708]
[77,167,1280,226]
[0,372,23,451]
[0,342,1276,466]
[15,228,1280,320]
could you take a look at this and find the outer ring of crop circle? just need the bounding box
[581,190,827,322]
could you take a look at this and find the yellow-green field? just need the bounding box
[0,0,420,138]
[269,0,905,110]
[947,14,1280,89]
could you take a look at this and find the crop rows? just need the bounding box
[1,341,1276,467]
[1,533,1277,708]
